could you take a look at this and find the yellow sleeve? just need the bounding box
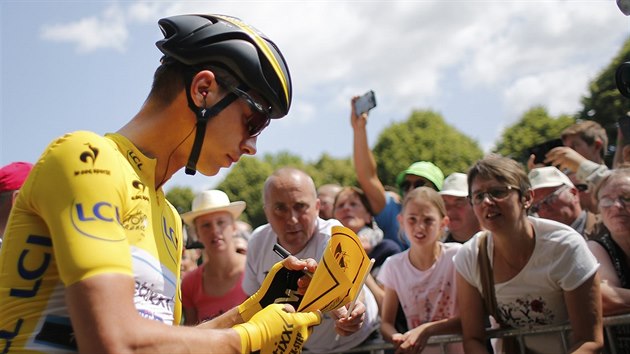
[27,131,133,286]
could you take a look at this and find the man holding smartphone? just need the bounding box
[350,95,444,249]
[544,120,630,201]
[529,120,612,214]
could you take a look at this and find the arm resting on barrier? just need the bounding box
[564,273,603,354]
[456,272,491,354]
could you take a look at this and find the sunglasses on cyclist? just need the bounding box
[400,179,428,191]
[469,185,520,205]
[228,85,271,137]
[213,78,272,138]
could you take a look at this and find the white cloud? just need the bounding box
[40,4,128,53]
[503,65,592,119]
[459,2,623,88]
[127,2,165,23]
[31,0,630,166]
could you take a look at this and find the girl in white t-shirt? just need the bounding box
[378,187,463,354]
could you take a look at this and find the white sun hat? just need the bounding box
[181,190,246,226]
[439,173,469,197]
[528,166,575,190]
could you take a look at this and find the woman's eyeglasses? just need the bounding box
[469,185,520,205]
[400,179,427,191]
[599,195,630,209]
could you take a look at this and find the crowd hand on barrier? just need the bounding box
[391,322,433,354]
[233,303,321,354]
[239,257,317,321]
[330,299,367,337]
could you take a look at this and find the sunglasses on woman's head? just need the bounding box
[400,179,428,191]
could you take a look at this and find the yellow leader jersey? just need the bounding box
[0,131,183,353]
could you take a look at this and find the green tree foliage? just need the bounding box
[494,106,574,164]
[165,186,194,214]
[578,36,630,141]
[216,156,275,228]
[372,110,484,187]
[216,152,357,228]
[307,153,356,188]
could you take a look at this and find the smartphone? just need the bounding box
[354,90,377,116]
[525,138,564,165]
[619,116,630,143]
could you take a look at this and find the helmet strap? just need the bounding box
[184,81,238,175]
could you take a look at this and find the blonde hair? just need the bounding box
[401,187,447,217]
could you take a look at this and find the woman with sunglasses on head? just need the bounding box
[454,154,602,353]
[586,166,630,352]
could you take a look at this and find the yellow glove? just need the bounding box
[233,304,321,354]
[238,261,304,321]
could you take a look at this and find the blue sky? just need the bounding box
[1,1,629,193]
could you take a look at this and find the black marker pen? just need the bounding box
[273,243,313,278]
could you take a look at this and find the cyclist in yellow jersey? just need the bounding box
[0,14,357,354]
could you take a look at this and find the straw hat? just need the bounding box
[181,190,246,226]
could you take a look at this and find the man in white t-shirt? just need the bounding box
[243,167,381,353]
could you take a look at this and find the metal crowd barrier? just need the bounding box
[315,313,630,354]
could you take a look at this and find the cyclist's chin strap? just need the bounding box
[184,89,238,175]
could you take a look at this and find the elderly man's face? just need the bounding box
[441,195,478,240]
[264,175,320,254]
[531,185,579,226]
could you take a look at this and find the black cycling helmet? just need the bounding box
[156,14,292,119]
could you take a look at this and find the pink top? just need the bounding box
[181,265,248,323]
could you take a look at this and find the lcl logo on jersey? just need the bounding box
[74,143,111,177]
[127,149,143,170]
[71,201,126,241]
